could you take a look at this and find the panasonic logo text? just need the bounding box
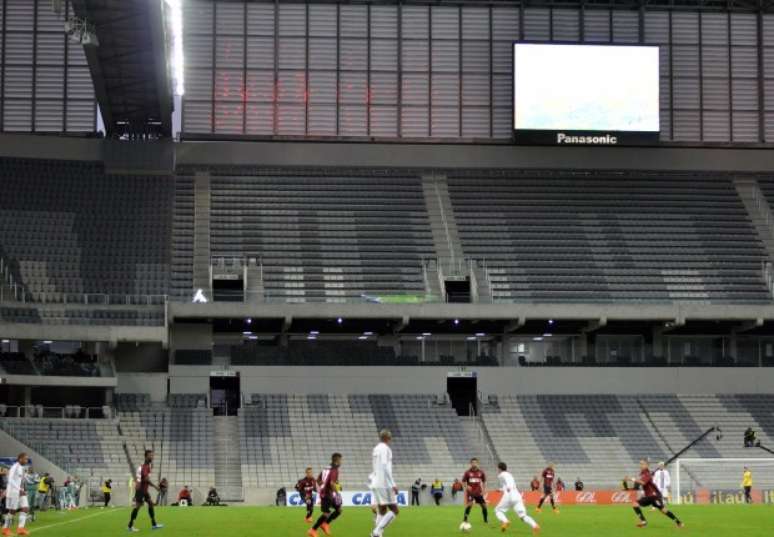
[557,133,618,145]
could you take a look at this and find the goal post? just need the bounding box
[674,458,774,505]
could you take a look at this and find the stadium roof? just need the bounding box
[72,0,173,138]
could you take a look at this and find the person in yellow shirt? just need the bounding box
[741,467,753,504]
[101,480,113,508]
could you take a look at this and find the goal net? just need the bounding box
[674,458,774,504]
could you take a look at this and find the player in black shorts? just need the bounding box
[626,460,683,529]
[128,450,163,532]
[308,453,342,537]
[296,467,317,523]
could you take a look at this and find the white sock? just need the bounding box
[18,513,27,529]
[375,511,396,535]
[496,510,509,524]
[374,513,383,528]
[520,515,537,529]
[3,514,11,529]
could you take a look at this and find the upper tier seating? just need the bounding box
[205,170,435,303]
[447,172,771,303]
[0,158,173,303]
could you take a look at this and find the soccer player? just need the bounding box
[369,430,399,537]
[296,467,317,523]
[308,453,343,537]
[536,463,558,514]
[2,453,30,537]
[462,457,488,525]
[127,450,164,532]
[626,460,683,529]
[494,462,540,534]
[741,466,753,504]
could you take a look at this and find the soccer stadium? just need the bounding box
[0,0,774,536]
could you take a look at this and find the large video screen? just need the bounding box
[513,43,659,143]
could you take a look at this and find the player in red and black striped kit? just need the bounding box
[296,467,317,524]
[461,458,488,524]
[127,450,164,532]
[626,460,683,529]
[536,463,559,514]
[308,454,343,537]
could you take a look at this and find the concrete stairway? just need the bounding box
[734,177,774,266]
[213,415,243,501]
[459,416,498,473]
[193,172,212,298]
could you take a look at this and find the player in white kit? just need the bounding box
[494,462,540,534]
[2,453,30,537]
[369,430,399,537]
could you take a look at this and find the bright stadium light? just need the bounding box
[164,0,185,95]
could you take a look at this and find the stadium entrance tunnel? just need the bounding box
[447,374,477,416]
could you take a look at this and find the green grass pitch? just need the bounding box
[21,504,771,537]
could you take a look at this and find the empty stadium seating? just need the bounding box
[202,169,435,303]
[448,171,771,303]
[0,418,128,482]
[481,394,774,490]
[239,394,482,488]
[0,158,173,304]
[0,352,36,375]
[120,404,215,489]
[0,306,164,326]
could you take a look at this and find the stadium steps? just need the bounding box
[733,177,774,268]
[213,415,244,501]
[192,172,212,297]
[459,416,498,472]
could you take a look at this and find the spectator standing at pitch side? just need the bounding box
[157,478,168,506]
[530,476,540,492]
[741,467,753,504]
[574,478,584,491]
[410,479,421,506]
[430,480,444,506]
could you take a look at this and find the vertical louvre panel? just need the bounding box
[309,5,336,37]
[612,11,639,43]
[462,41,489,74]
[730,14,757,46]
[702,111,730,142]
[584,10,611,42]
[371,6,398,39]
[432,41,460,73]
[183,101,213,134]
[246,3,275,36]
[216,3,244,35]
[371,39,397,72]
[340,5,367,38]
[462,107,490,138]
[523,8,550,41]
[644,12,669,44]
[308,105,336,136]
[309,38,336,70]
[214,102,244,134]
[673,111,700,141]
[339,105,367,136]
[552,9,579,42]
[309,71,336,104]
[672,12,699,44]
[185,0,213,35]
[401,107,429,138]
[701,13,728,46]
[279,4,306,37]
[245,104,273,135]
[461,8,488,40]
[762,14,773,142]
[431,7,459,40]
[216,35,245,69]
[370,106,398,137]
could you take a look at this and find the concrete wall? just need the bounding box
[154,365,774,396]
[175,139,774,172]
[116,373,168,402]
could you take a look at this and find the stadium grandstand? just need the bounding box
[1,3,774,537]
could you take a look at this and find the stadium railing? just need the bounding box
[0,405,112,419]
[5,292,168,306]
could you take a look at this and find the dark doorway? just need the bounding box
[447,375,477,416]
[213,278,244,302]
[445,279,471,303]
[210,375,240,416]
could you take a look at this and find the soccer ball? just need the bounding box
[459,522,472,533]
